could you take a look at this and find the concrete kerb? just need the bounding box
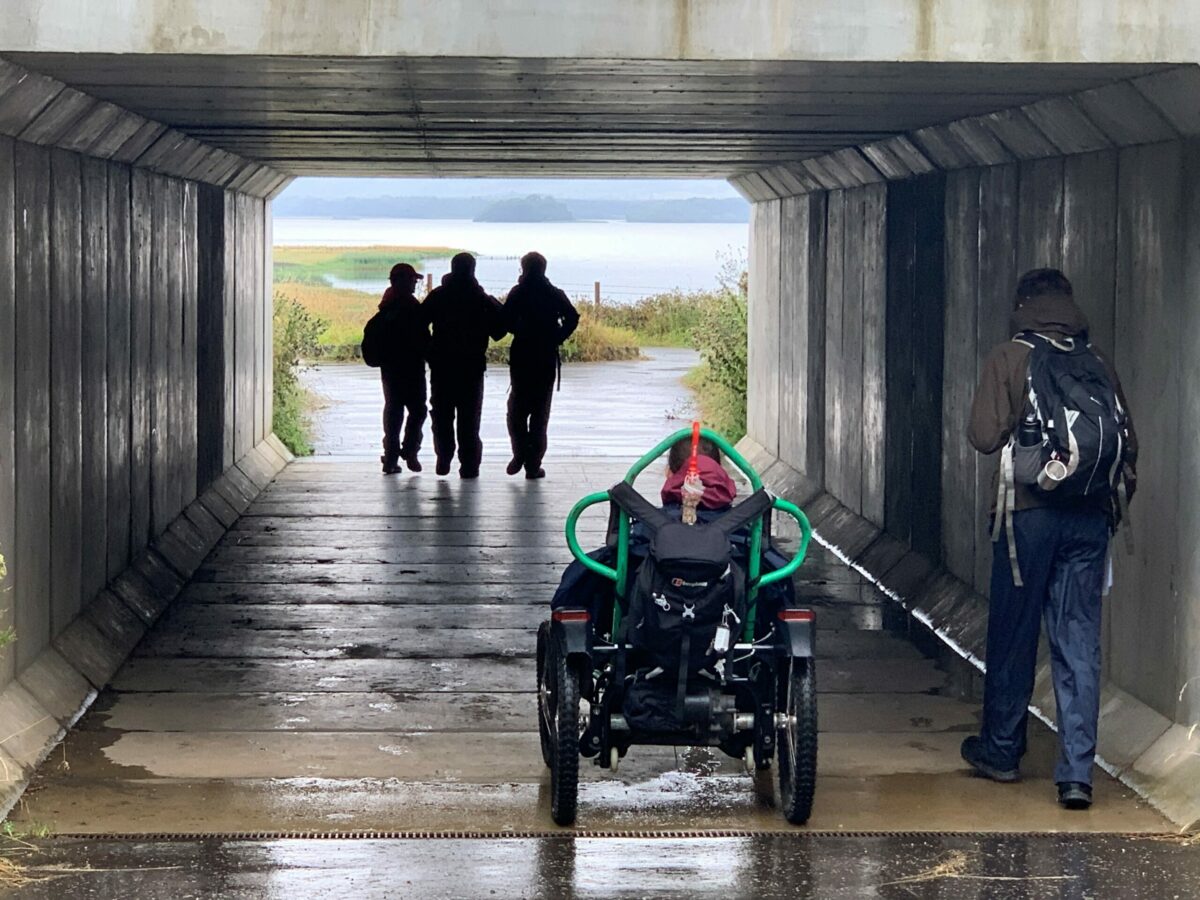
[0,683,62,770]
[751,448,1200,828]
[0,437,293,823]
[83,589,148,659]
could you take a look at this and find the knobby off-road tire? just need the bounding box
[777,657,818,825]
[536,622,552,767]
[548,641,582,826]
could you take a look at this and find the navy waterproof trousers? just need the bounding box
[981,506,1109,785]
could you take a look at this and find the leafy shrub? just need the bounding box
[0,552,12,653]
[273,292,328,456]
[590,290,706,347]
[687,285,747,443]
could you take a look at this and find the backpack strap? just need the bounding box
[710,489,774,538]
[994,441,1025,588]
[608,482,675,534]
[676,625,691,723]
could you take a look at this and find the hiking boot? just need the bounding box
[403,452,423,473]
[1058,782,1093,810]
[960,736,1020,783]
[381,455,401,475]
[435,457,451,476]
[525,467,546,480]
[506,456,524,476]
[459,468,480,479]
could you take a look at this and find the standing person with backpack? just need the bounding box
[421,252,506,478]
[361,263,429,474]
[960,268,1137,811]
[500,252,580,480]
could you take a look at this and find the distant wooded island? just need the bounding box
[273,193,749,223]
[475,195,575,222]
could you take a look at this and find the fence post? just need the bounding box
[426,273,433,295]
[594,281,601,308]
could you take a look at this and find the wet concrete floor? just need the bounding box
[7,445,1168,834]
[2,354,1184,893]
[4,832,1200,899]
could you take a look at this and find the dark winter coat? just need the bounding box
[500,275,580,379]
[968,292,1137,513]
[373,288,429,378]
[421,274,505,379]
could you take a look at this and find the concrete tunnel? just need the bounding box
[1,1,1200,829]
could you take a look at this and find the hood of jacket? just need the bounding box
[1010,293,1090,340]
[660,455,737,510]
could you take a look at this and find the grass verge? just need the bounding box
[274,245,463,282]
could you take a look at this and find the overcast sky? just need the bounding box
[279,177,743,202]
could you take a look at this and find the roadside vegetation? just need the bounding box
[272,293,327,456]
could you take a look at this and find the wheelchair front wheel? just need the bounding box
[777,657,818,825]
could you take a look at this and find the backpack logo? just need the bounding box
[671,577,709,588]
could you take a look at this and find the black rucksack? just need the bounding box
[995,332,1132,586]
[607,482,773,731]
[360,311,386,368]
[1012,332,1128,500]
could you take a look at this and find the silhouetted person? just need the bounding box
[364,263,429,474]
[500,252,579,479]
[421,252,505,478]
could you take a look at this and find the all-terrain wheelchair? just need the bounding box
[536,428,816,826]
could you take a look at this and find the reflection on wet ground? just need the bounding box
[5,832,1199,899]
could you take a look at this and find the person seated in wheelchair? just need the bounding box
[550,436,796,628]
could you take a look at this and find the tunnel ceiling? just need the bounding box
[3,54,1166,177]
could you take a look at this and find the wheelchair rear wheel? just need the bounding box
[544,638,581,826]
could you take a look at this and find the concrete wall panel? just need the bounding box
[106,165,131,579]
[196,183,226,490]
[235,193,255,458]
[823,190,846,506]
[13,142,52,670]
[941,168,981,584]
[860,183,887,527]
[1062,151,1119,356]
[885,174,945,560]
[974,164,1019,593]
[1016,157,1065,273]
[148,174,171,535]
[165,179,184,524]
[128,169,152,554]
[181,182,199,505]
[253,199,267,443]
[746,201,780,452]
[0,137,15,687]
[80,156,109,602]
[263,204,273,441]
[1178,138,1200,726]
[48,148,83,633]
[221,193,237,470]
[777,192,826,482]
[837,188,865,514]
[1110,141,1184,719]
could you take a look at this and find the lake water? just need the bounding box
[274,217,748,303]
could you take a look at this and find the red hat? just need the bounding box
[389,262,421,281]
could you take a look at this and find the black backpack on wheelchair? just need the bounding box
[608,482,775,732]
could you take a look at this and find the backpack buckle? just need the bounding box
[682,603,696,621]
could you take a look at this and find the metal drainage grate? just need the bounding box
[49,829,1172,842]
